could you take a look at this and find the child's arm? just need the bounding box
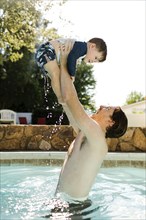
[67,41,87,77]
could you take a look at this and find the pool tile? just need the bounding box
[131,160,144,168]
[37,159,50,166]
[103,160,117,167]
[117,160,131,167]
[11,159,25,165]
[24,159,38,165]
[0,152,145,168]
[0,160,11,166]
[50,159,64,166]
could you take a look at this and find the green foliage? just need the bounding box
[0,0,41,63]
[0,48,44,111]
[43,61,97,113]
[74,62,96,112]
[32,108,69,125]
[0,57,96,113]
[0,0,65,113]
[0,0,96,119]
[0,0,62,64]
[125,91,144,105]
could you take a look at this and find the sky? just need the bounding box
[48,0,145,107]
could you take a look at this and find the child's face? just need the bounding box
[84,43,103,63]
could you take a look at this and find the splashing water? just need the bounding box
[44,75,52,109]
[43,75,65,137]
[56,113,64,126]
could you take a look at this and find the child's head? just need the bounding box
[84,38,107,63]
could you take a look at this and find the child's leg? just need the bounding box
[44,60,63,104]
[35,42,63,104]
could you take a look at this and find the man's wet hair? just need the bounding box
[88,37,107,62]
[106,108,128,138]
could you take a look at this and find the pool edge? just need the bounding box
[0,152,145,168]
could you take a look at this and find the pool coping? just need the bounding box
[0,152,145,168]
[0,151,146,161]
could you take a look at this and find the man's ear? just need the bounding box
[109,119,115,127]
[111,120,115,126]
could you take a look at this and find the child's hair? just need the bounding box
[88,38,107,62]
[106,108,128,138]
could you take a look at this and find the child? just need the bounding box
[35,37,107,103]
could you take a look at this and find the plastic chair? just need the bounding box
[19,117,27,124]
[0,109,16,124]
[37,117,46,125]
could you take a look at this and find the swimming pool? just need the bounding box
[0,165,145,220]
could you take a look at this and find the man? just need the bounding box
[54,43,128,202]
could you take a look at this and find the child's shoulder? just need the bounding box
[72,41,87,50]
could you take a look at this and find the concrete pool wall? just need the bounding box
[0,152,145,168]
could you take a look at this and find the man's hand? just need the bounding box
[60,39,74,66]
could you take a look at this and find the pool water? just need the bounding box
[0,165,145,220]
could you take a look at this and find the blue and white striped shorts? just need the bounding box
[35,42,56,75]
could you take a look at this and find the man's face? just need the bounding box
[95,106,114,119]
[97,106,120,116]
[92,106,120,127]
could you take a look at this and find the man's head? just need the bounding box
[84,38,107,63]
[105,107,128,138]
[92,106,128,138]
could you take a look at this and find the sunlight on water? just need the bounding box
[0,166,145,220]
[43,75,65,138]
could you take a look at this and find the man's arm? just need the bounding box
[62,103,79,134]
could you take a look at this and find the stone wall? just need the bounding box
[0,125,146,152]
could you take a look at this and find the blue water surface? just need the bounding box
[0,165,145,220]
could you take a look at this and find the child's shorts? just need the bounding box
[35,42,56,75]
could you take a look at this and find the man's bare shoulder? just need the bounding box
[83,117,104,139]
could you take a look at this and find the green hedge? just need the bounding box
[32,108,69,125]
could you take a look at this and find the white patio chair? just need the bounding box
[0,109,16,124]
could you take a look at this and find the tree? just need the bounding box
[0,0,65,112]
[32,61,96,124]
[0,0,96,120]
[125,91,144,105]
[0,0,39,64]
[0,0,64,65]
[74,62,96,112]
[38,61,97,114]
[0,48,44,111]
